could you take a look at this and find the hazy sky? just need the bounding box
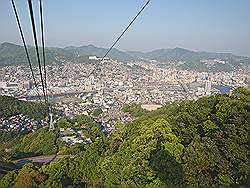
[0,0,250,56]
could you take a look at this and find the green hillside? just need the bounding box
[0,95,48,120]
[1,87,249,187]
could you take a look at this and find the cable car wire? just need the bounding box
[27,0,47,103]
[39,0,49,104]
[101,0,151,62]
[89,0,151,76]
[11,0,42,102]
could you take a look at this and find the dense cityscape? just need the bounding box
[1,57,248,113]
[1,56,249,144]
[0,55,249,152]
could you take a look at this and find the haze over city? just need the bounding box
[0,0,250,56]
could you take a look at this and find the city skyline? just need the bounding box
[0,0,250,56]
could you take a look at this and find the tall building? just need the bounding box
[22,81,33,90]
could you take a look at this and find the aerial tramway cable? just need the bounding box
[89,0,151,76]
[27,0,47,103]
[39,0,49,105]
[101,0,151,62]
[11,0,42,102]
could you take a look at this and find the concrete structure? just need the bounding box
[205,78,212,96]
[49,113,55,131]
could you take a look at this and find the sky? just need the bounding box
[0,0,250,56]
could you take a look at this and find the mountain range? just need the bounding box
[0,42,249,71]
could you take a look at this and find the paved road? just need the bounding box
[14,154,72,167]
[0,168,9,174]
[0,166,16,175]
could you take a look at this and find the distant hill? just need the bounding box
[0,42,74,67]
[128,47,237,61]
[0,42,133,67]
[127,47,250,71]
[64,44,133,61]
[0,42,249,71]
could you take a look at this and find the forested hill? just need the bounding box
[0,95,48,120]
[1,42,249,72]
[0,42,75,67]
[0,87,249,187]
[0,42,132,67]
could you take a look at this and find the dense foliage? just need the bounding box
[1,88,249,187]
[0,95,48,120]
[0,131,24,161]
[0,114,102,162]
[92,107,103,117]
[122,103,149,117]
[13,128,59,159]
